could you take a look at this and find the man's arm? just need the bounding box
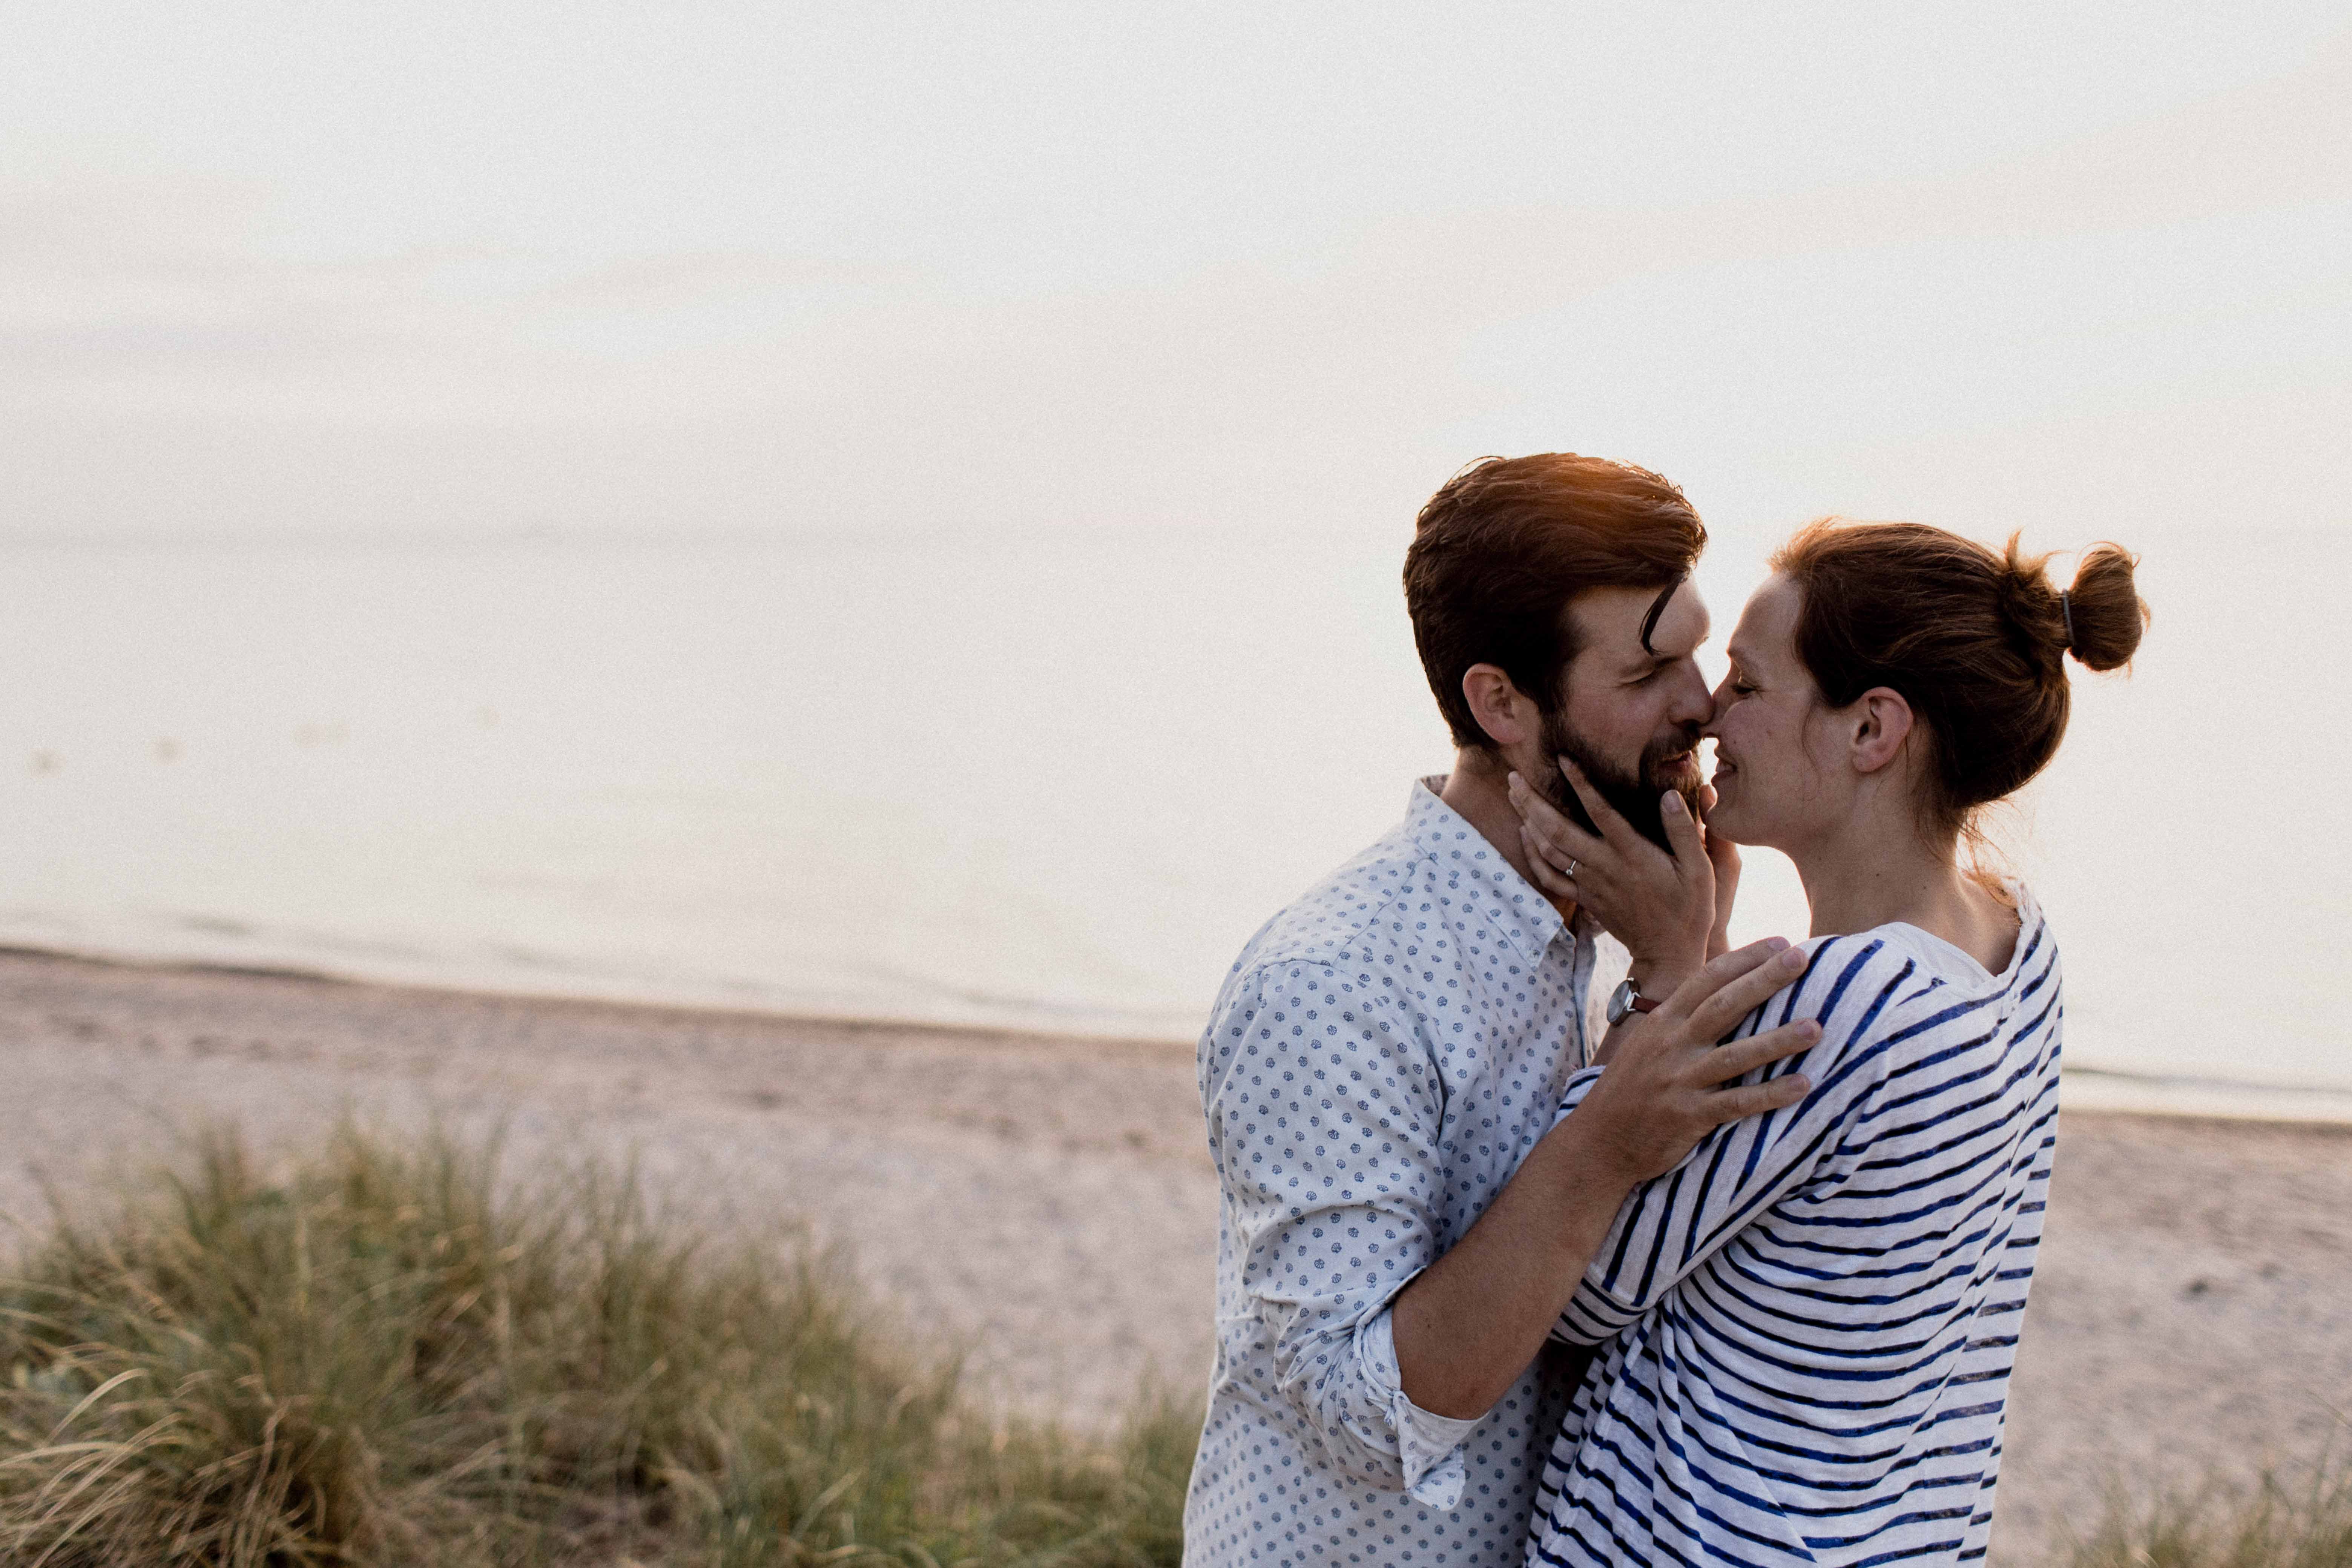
[1553,935,1915,1347]
[1390,940,1819,1419]
[1198,957,1468,1497]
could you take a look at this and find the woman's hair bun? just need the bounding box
[1776,519,2149,833]
[2060,543,2148,672]
[1995,535,2148,675]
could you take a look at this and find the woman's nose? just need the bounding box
[1699,680,1732,736]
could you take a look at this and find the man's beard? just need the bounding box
[1534,707,1704,851]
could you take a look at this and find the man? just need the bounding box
[1183,454,1824,1568]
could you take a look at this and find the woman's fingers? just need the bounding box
[1704,826,1741,881]
[1695,786,1740,867]
[1510,802,1583,886]
[1557,757,1637,850]
[1518,824,1578,897]
[1659,790,1707,873]
[1507,772,1605,864]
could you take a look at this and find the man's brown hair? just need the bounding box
[1404,453,1707,749]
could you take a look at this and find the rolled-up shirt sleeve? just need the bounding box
[1201,960,1479,1504]
[1357,1295,1484,1504]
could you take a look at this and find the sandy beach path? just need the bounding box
[2,950,2347,1566]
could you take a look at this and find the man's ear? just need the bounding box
[1850,687,1915,775]
[1461,663,1537,747]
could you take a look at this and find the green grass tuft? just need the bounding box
[2067,1461,2352,1568]
[0,1122,1196,1567]
[18,1117,2338,1568]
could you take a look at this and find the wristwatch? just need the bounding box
[1605,976,1662,1026]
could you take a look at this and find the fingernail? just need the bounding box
[1663,793,1686,815]
[1787,1075,1811,1094]
[1801,1020,1821,1037]
[1507,772,1522,793]
[1780,948,1807,970]
[1764,936,1790,952]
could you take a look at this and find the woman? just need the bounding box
[1508,520,2146,1567]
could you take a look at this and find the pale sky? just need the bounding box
[5,2,2347,541]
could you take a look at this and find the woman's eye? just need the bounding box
[1731,682,1757,697]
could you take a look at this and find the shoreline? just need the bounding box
[0,939,1198,1060]
[5,937,2346,1129]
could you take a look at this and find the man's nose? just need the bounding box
[1669,665,1715,730]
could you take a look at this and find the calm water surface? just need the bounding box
[4,524,2343,1119]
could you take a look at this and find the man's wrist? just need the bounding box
[1531,1110,1645,1212]
[1626,956,1701,1002]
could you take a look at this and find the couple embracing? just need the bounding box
[1183,454,2146,1568]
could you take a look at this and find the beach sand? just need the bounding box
[2,949,2346,1566]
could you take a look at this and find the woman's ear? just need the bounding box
[1461,663,1537,747]
[1849,686,1915,775]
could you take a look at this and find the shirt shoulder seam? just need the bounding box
[1231,853,1435,983]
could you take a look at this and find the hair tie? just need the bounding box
[2059,590,2076,653]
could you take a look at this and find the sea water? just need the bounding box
[3,523,2343,1120]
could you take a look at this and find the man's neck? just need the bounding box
[1438,749,1577,921]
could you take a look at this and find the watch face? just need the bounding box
[1606,977,1637,1025]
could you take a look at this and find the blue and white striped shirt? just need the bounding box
[1529,892,2061,1568]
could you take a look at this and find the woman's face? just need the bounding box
[1702,575,1850,849]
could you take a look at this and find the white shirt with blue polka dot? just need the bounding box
[1185,778,1626,1568]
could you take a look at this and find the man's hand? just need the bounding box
[1570,937,1818,1187]
[1507,757,1715,997]
[1390,938,1816,1420]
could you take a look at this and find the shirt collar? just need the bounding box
[1405,776,1573,967]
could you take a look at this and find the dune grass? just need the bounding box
[6,1118,2347,1568]
[0,1123,1194,1567]
[2065,1462,2352,1568]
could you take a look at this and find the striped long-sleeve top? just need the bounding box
[1527,890,2062,1568]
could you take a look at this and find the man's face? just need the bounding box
[1534,581,1714,849]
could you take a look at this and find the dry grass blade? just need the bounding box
[2067,1457,2352,1568]
[0,1120,1197,1567]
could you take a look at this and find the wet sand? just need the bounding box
[2,949,2346,1565]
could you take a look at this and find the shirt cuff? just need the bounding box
[1357,1301,1481,1509]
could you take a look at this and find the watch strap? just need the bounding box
[1606,976,1664,1025]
